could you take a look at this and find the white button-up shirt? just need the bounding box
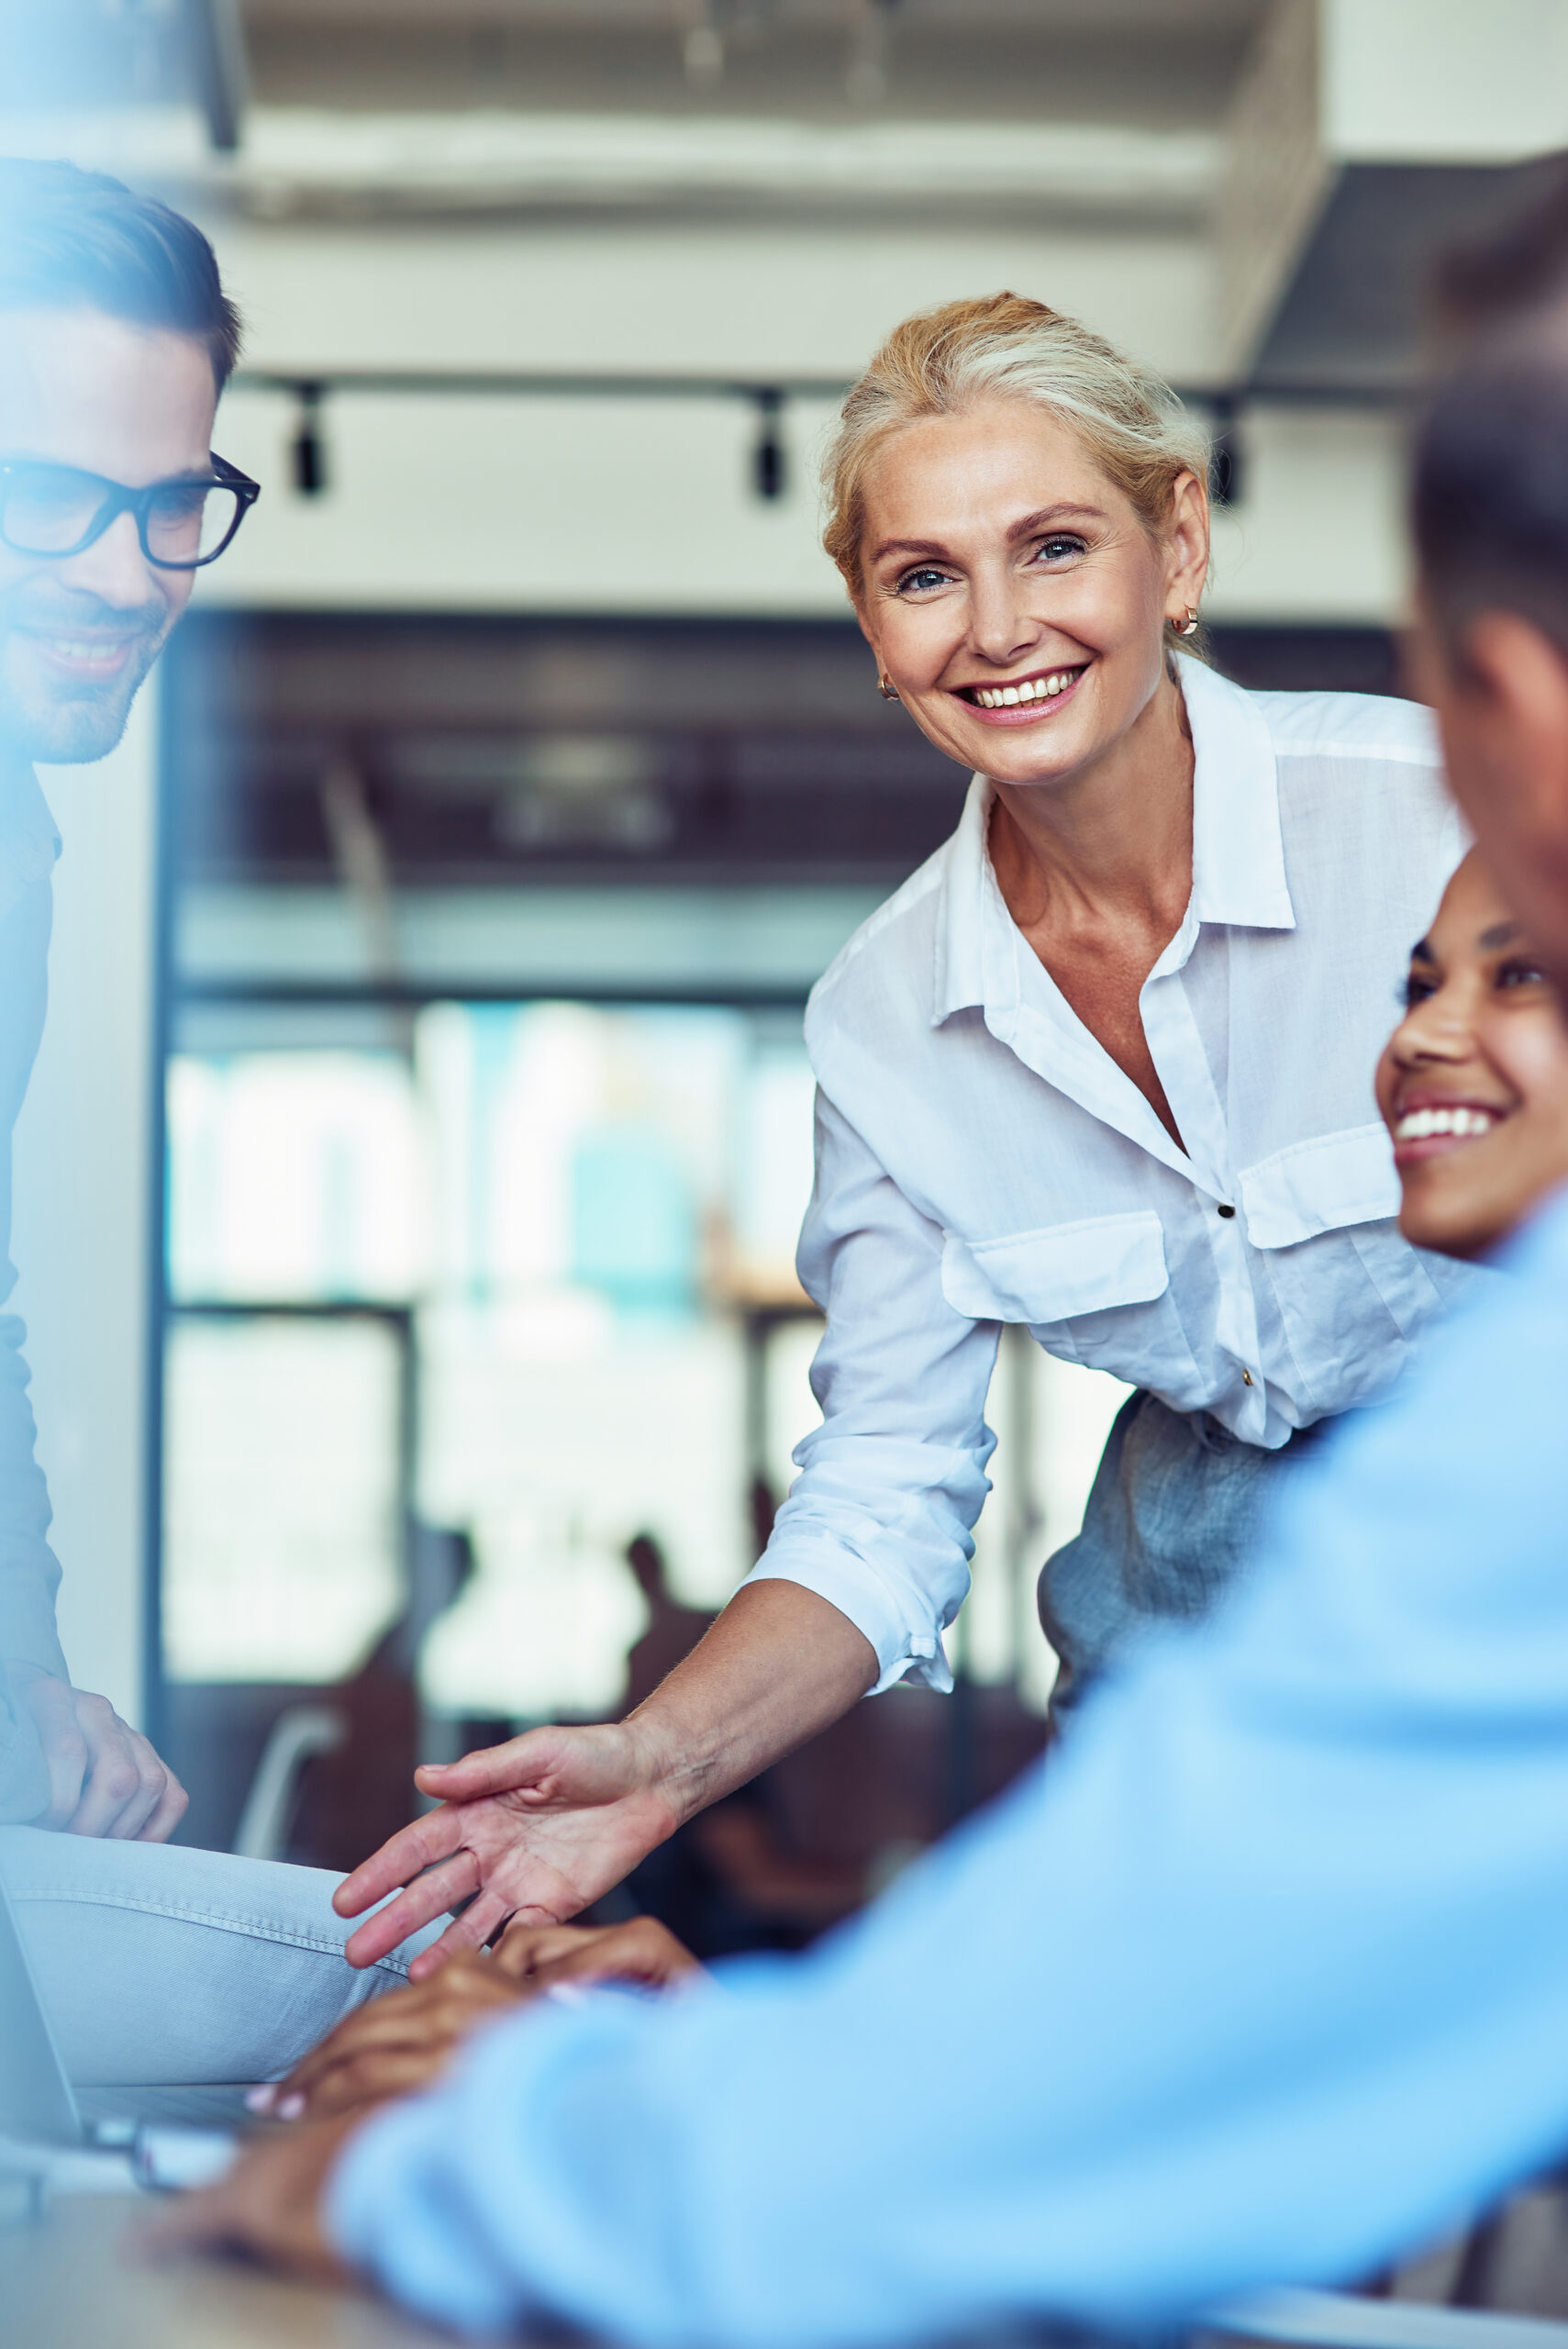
[746,656,1478,1691]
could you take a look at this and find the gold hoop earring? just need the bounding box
[877,672,900,701]
[1176,607,1200,638]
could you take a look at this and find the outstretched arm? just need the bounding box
[339,1085,996,1974]
[337,1578,875,1975]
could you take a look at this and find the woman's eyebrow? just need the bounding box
[1410,938,1438,963]
[869,535,950,564]
[1479,919,1524,950]
[869,505,1109,568]
[1008,504,1106,539]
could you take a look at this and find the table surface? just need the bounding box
[11,2184,1568,2349]
[0,2189,488,2348]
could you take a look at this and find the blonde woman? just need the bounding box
[339,295,1477,1969]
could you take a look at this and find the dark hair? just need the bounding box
[1413,357,1568,650]
[1432,158,1568,348]
[1414,159,1568,649]
[0,157,241,389]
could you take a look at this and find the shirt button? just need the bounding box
[1242,1369,1254,1386]
[1217,1203,1236,1219]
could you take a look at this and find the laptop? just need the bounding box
[0,1871,253,2162]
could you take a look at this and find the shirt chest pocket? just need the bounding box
[940,1209,1200,1389]
[1239,1123,1443,1409]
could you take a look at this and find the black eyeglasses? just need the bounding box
[0,451,261,570]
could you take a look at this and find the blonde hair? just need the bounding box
[822,293,1211,651]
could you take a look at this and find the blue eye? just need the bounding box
[1034,535,1086,563]
[896,567,951,596]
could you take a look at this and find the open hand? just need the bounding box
[334,1720,680,1977]
[8,1666,187,1840]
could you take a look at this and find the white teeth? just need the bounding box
[43,638,121,664]
[1395,1106,1499,1142]
[973,667,1078,710]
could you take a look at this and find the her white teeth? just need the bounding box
[973,668,1077,710]
[1395,1106,1499,1142]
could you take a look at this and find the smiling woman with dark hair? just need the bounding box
[1378,847,1568,1263]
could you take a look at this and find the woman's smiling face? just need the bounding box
[1376,849,1568,1259]
[853,396,1208,789]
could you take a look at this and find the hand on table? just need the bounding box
[254,1920,703,2125]
[334,1720,680,1977]
[6,1665,187,1839]
[135,2109,361,2288]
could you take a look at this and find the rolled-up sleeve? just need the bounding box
[740,1085,1000,1693]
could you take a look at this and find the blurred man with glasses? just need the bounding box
[0,161,438,2102]
[0,158,256,1843]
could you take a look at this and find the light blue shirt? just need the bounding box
[330,1185,1568,2347]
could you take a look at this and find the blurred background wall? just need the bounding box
[5,0,1566,1947]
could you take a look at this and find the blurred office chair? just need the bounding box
[231,1703,347,1862]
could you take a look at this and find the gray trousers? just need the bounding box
[1038,1389,1339,1707]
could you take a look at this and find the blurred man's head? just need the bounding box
[1413,341,1568,985]
[0,160,243,763]
[1408,164,1568,979]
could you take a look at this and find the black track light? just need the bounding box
[751,389,786,503]
[292,383,328,497]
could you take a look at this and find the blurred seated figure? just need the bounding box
[621,1531,714,1717]
[283,1529,479,1876]
[616,1531,866,1957]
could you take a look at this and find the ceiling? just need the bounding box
[239,0,1266,128]
[0,0,1267,133]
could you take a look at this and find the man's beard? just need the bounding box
[0,584,172,764]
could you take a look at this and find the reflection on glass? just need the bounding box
[162,1315,404,1684]
[163,1004,818,1720]
[167,1052,424,1304]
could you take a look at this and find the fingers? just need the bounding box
[536,1918,704,1994]
[272,1962,497,2103]
[494,1921,601,1979]
[495,1916,705,1994]
[412,1727,567,1805]
[403,1887,526,1982]
[340,1848,482,1970]
[333,1804,471,1920]
[272,1961,524,2121]
[286,2045,453,2121]
[17,1675,88,1829]
[64,1701,169,1841]
[139,1760,190,1844]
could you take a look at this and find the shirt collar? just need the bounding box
[931,654,1295,1026]
[1178,652,1295,930]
